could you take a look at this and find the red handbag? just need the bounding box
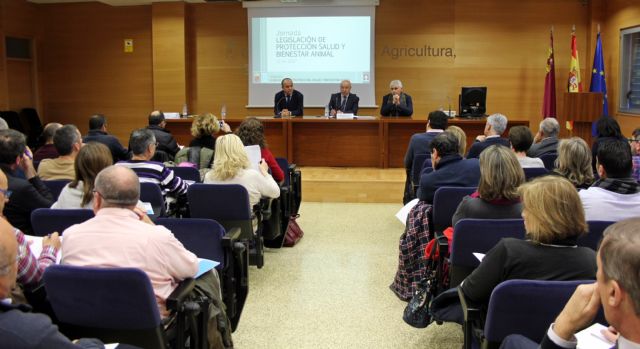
[283,214,304,247]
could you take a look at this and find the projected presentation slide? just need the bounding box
[251,16,371,84]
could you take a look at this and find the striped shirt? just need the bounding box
[15,228,58,286]
[116,160,189,199]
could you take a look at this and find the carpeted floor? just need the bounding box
[233,202,463,348]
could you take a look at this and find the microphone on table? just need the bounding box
[274,96,286,118]
[447,96,452,118]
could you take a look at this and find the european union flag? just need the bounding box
[590,32,608,135]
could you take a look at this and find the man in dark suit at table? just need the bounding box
[274,78,304,117]
[500,218,640,349]
[83,114,130,162]
[466,113,510,158]
[328,80,359,116]
[380,80,413,117]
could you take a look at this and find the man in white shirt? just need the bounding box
[579,139,640,222]
[500,217,640,349]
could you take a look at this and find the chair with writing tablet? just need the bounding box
[30,208,94,237]
[156,217,248,331]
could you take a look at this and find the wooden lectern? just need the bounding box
[559,92,604,145]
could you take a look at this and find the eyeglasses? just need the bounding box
[0,188,12,199]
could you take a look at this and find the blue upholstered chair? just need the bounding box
[539,153,557,171]
[432,186,477,234]
[42,179,71,200]
[30,208,94,237]
[44,265,205,349]
[156,218,248,331]
[459,279,604,349]
[139,182,166,218]
[449,219,526,287]
[523,167,549,181]
[170,166,201,183]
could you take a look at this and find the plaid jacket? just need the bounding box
[15,228,58,286]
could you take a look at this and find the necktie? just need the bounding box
[340,96,347,110]
[286,96,290,105]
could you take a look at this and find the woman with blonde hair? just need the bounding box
[189,113,231,150]
[446,125,467,157]
[204,134,279,209]
[52,142,112,209]
[451,145,524,226]
[552,137,595,189]
[459,175,596,308]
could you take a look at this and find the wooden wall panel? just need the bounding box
[0,0,41,112]
[152,2,187,112]
[6,59,34,110]
[602,0,640,136]
[40,3,153,143]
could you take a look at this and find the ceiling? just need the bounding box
[28,0,230,6]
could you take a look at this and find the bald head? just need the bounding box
[0,217,18,298]
[94,165,140,208]
[148,110,165,126]
[42,123,63,144]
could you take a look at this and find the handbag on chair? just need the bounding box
[283,214,304,247]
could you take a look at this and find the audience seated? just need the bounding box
[117,129,189,203]
[550,137,595,190]
[417,132,481,204]
[452,145,524,227]
[580,138,640,221]
[527,117,560,157]
[446,125,467,157]
[500,218,640,349]
[508,126,545,168]
[402,110,448,203]
[32,123,62,163]
[459,176,596,312]
[82,114,129,162]
[0,170,60,291]
[174,113,230,169]
[591,116,625,171]
[630,127,640,182]
[52,142,112,209]
[0,130,53,234]
[0,217,102,348]
[391,132,481,301]
[203,134,280,215]
[236,117,285,183]
[37,125,82,180]
[147,110,179,160]
[466,113,510,159]
[61,165,233,348]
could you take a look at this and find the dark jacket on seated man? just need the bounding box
[403,111,449,171]
[527,136,558,157]
[466,136,510,159]
[147,125,179,158]
[328,93,359,115]
[417,154,480,204]
[83,130,129,162]
[274,90,304,117]
[1,165,53,235]
[0,302,104,349]
[380,93,413,117]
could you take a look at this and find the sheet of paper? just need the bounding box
[24,235,62,264]
[576,323,613,349]
[141,202,154,215]
[395,198,419,225]
[164,112,180,119]
[336,113,355,119]
[104,344,120,349]
[196,258,221,278]
[244,145,261,171]
[472,253,485,262]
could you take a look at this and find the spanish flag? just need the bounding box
[568,27,583,93]
[542,28,556,118]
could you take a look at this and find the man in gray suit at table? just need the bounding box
[328,80,359,116]
[500,218,640,349]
